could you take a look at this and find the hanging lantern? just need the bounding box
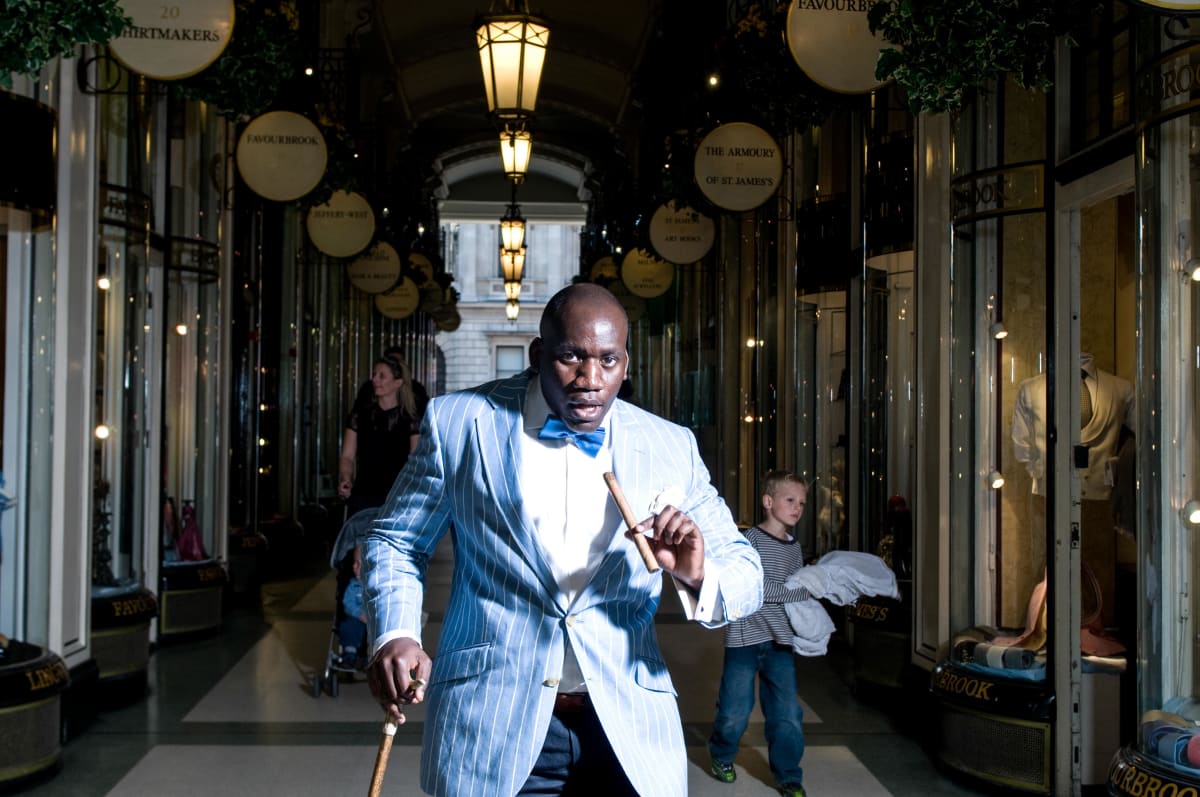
[504,280,522,301]
[500,245,527,282]
[505,299,521,320]
[476,1,550,120]
[500,127,532,183]
[500,203,526,251]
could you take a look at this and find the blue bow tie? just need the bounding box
[538,415,606,458]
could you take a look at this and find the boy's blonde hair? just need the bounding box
[761,469,807,498]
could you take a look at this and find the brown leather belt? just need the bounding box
[554,692,591,715]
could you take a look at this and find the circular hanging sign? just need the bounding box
[694,123,782,212]
[433,305,462,332]
[785,0,886,94]
[621,248,675,298]
[375,279,421,320]
[109,0,235,80]
[305,191,375,258]
[236,111,327,202]
[649,202,715,264]
[1128,0,1200,8]
[407,252,435,282]
[589,256,619,282]
[348,242,401,294]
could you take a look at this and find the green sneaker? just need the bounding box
[709,758,736,783]
[778,784,807,797]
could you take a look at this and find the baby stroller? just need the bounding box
[311,506,378,698]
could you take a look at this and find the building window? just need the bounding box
[496,345,525,379]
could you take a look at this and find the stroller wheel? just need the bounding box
[328,674,340,698]
[311,673,322,699]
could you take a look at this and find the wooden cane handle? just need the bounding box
[603,472,661,573]
[368,718,398,797]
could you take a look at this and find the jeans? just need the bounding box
[708,641,805,785]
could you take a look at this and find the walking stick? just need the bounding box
[367,714,399,797]
[603,472,661,573]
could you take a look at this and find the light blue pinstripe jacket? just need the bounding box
[363,370,763,796]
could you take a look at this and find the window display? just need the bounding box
[1109,27,1200,792]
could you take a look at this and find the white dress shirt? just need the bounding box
[521,376,724,693]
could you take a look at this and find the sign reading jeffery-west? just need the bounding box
[110,0,235,81]
[236,112,327,202]
[786,0,886,94]
[693,123,782,212]
[306,191,375,258]
[950,164,1045,225]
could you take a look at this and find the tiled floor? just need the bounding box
[19,544,983,796]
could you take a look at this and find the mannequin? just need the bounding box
[1011,352,1135,499]
[1009,351,1135,639]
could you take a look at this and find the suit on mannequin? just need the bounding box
[1011,352,1135,499]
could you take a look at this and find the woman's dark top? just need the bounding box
[347,402,420,504]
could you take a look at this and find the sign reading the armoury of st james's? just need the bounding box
[110,0,235,81]
[785,0,886,94]
[621,248,675,298]
[348,242,402,294]
[693,123,782,212]
[649,202,715,264]
[305,191,375,258]
[236,111,327,202]
[375,279,421,320]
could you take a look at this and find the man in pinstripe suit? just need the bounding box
[363,283,763,796]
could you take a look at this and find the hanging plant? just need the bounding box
[868,0,1099,116]
[715,3,844,137]
[0,0,129,89]
[176,0,302,120]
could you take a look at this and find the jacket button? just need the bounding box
[543,677,560,688]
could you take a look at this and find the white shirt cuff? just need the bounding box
[370,629,422,659]
[674,559,725,625]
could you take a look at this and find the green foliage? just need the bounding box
[868,0,1096,116]
[0,0,129,89]
[176,0,302,120]
[718,3,844,136]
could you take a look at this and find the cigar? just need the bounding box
[603,472,661,573]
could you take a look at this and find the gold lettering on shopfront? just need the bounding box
[1111,760,1200,797]
[933,669,994,701]
[24,661,68,691]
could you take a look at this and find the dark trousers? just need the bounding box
[518,695,639,796]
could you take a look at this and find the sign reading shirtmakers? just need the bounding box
[785,0,886,94]
[306,191,375,258]
[236,112,327,202]
[694,123,782,212]
[110,0,235,81]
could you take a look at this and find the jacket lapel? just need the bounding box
[475,372,566,611]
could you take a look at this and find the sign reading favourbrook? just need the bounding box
[236,112,328,202]
[785,0,886,94]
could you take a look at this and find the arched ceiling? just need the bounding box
[350,0,678,204]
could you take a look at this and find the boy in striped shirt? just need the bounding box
[708,470,810,797]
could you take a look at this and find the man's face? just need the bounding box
[530,298,629,432]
